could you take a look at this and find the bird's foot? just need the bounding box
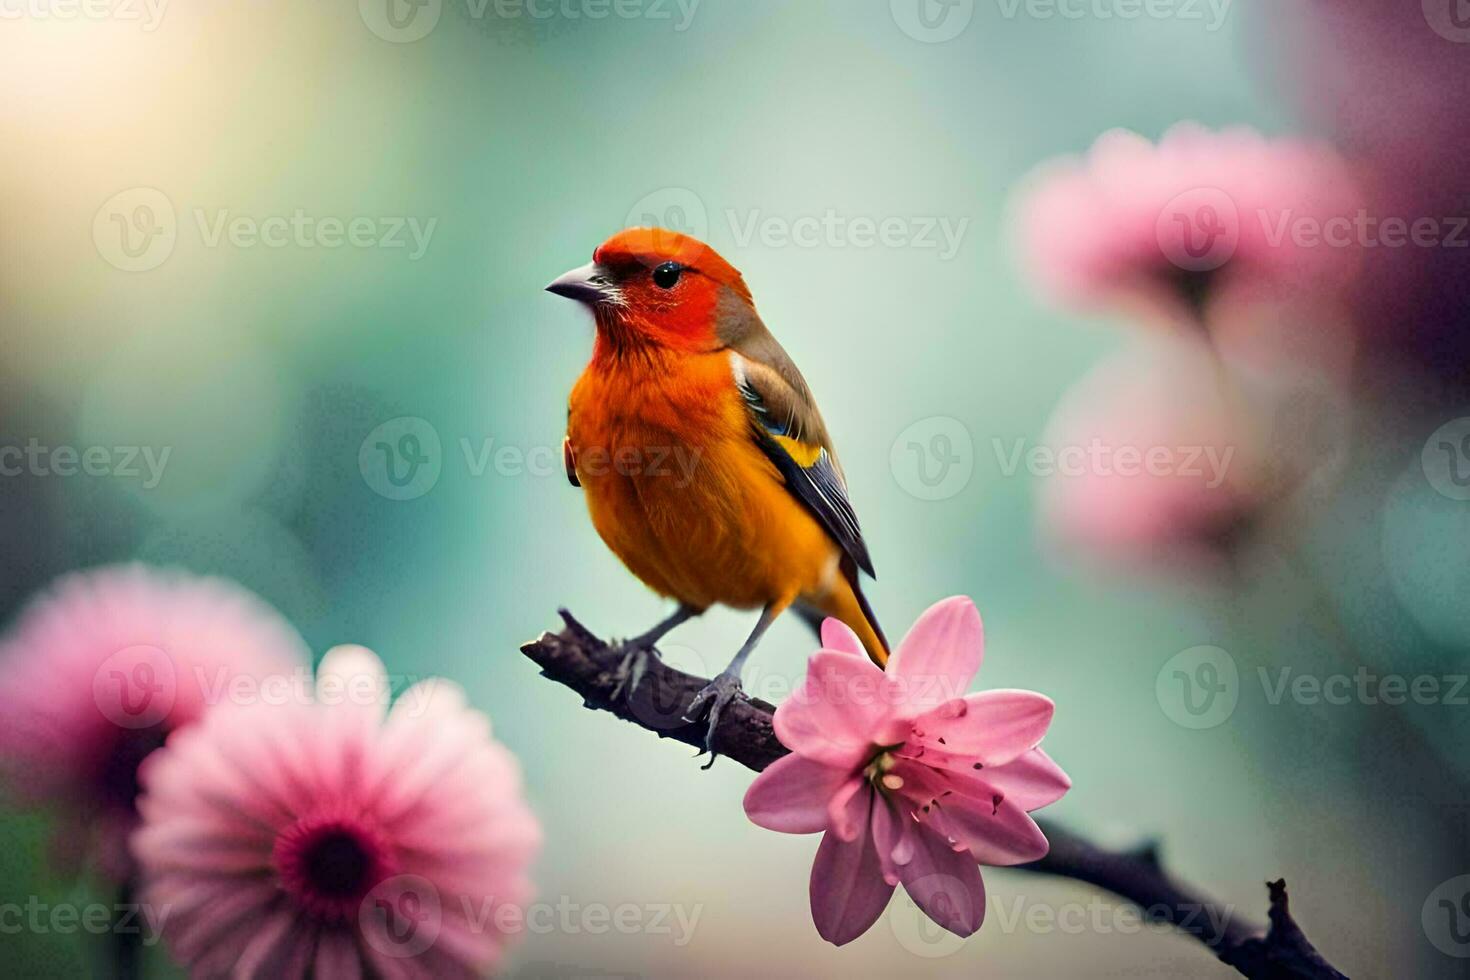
[684,672,745,769]
[608,640,659,702]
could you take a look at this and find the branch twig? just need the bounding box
[522,610,1347,979]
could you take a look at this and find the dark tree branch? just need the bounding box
[522,610,1347,979]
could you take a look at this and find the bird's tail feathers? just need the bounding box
[798,558,889,668]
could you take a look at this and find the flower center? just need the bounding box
[861,745,903,793]
[273,815,394,922]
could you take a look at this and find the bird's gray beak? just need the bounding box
[546,262,614,305]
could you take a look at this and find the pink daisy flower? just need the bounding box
[1013,123,1361,330]
[743,597,1070,945]
[0,564,308,879]
[132,643,541,979]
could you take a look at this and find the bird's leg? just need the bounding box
[685,601,783,767]
[610,603,701,700]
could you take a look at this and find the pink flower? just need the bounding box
[1013,123,1361,331]
[743,597,1069,945]
[0,565,307,878]
[1036,339,1345,578]
[132,644,541,979]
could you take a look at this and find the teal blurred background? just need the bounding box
[1,1,1464,977]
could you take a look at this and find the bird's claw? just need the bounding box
[609,641,658,701]
[684,673,745,769]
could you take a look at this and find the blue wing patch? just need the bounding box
[733,358,876,578]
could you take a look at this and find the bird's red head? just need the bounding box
[546,228,753,354]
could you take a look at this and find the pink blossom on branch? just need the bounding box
[1013,123,1362,332]
[743,597,1069,945]
[0,565,308,879]
[131,643,541,979]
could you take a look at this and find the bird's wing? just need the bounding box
[728,346,875,577]
[562,435,580,488]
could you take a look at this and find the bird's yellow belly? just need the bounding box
[569,371,839,611]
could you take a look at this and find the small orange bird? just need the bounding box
[547,228,888,751]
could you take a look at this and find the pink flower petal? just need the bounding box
[913,690,1055,767]
[808,792,895,946]
[870,794,903,886]
[744,754,853,835]
[898,826,986,937]
[774,652,890,767]
[982,748,1072,812]
[942,795,1052,867]
[884,597,983,718]
[827,777,868,843]
[820,618,866,657]
[314,931,362,980]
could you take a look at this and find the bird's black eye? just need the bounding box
[651,262,683,289]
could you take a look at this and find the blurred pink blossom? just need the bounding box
[1036,340,1345,578]
[744,597,1069,945]
[133,643,541,979]
[0,565,307,879]
[1014,123,1362,333]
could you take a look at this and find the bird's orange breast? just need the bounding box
[567,350,841,611]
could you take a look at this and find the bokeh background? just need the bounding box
[2,0,1467,976]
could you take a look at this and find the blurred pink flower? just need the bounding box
[1037,340,1345,578]
[0,564,307,879]
[132,644,541,979]
[1014,123,1362,331]
[744,597,1069,945]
